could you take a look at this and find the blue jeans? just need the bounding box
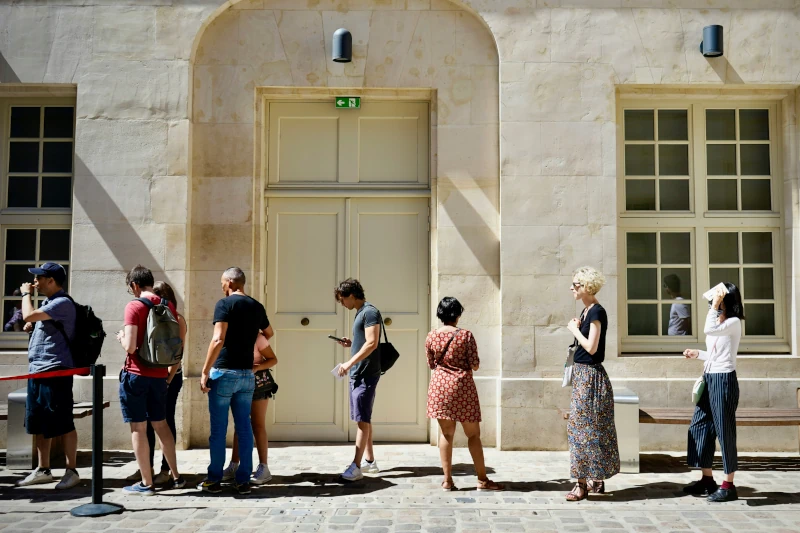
[207,369,255,484]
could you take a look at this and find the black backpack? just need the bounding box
[51,295,107,368]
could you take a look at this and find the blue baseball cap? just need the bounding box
[28,263,67,285]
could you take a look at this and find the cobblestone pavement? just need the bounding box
[1,445,800,532]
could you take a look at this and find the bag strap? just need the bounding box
[435,329,460,367]
[137,297,155,309]
[365,304,388,343]
[703,338,720,373]
[570,308,589,348]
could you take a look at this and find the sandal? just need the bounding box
[566,481,588,501]
[587,479,605,494]
[441,480,457,492]
[476,478,504,491]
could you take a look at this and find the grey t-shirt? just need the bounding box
[28,290,76,373]
[350,303,382,382]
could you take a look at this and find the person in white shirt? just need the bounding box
[682,283,744,503]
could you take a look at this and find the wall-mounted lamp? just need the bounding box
[699,25,723,57]
[332,28,352,63]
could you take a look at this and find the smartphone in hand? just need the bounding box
[328,334,344,342]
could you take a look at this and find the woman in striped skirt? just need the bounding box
[565,266,620,501]
[683,283,744,503]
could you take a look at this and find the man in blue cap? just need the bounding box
[15,262,80,490]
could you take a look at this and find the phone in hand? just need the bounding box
[328,334,344,342]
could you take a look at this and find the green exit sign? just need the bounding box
[335,97,361,109]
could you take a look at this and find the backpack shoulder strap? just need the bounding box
[137,297,154,309]
[48,295,76,356]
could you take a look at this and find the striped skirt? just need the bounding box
[568,363,620,480]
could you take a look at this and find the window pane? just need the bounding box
[740,144,770,175]
[658,110,688,141]
[624,110,654,141]
[740,179,771,211]
[41,177,72,208]
[745,304,775,335]
[628,304,658,335]
[706,109,736,140]
[709,232,738,264]
[742,232,772,264]
[39,230,71,261]
[707,179,737,210]
[627,268,657,299]
[744,268,774,299]
[8,142,40,173]
[707,144,736,175]
[662,268,691,299]
[661,233,691,264]
[42,142,73,173]
[627,233,656,264]
[3,300,25,332]
[739,109,769,141]
[625,145,655,175]
[710,267,740,289]
[10,107,40,138]
[659,179,690,211]
[6,229,36,260]
[5,264,34,296]
[625,179,655,210]
[43,107,75,138]
[659,145,689,175]
[662,303,692,336]
[8,176,38,208]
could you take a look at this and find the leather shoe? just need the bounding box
[707,486,738,502]
[683,479,718,496]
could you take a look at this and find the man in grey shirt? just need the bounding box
[335,279,381,481]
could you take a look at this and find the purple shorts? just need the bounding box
[349,376,380,423]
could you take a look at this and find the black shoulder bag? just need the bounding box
[368,305,400,375]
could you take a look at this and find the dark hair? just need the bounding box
[663,273,681,293]
[334,278,365,302]
[153,281,178,309]
[722,282,745,320]
[436,296,464,325]
[126,265,154,289]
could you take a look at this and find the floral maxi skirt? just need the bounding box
[567,363,620,480]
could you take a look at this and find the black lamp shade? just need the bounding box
[700,25,723,57]
[333,28,352,63]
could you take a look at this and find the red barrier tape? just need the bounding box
[0,367,91,381]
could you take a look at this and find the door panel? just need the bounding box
[269,103,341,184]
[266,198,347,441]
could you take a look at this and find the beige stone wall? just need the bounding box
[1,0,799,452]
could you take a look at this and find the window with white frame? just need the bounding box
[1,100,74,347]
[619,101,786,353]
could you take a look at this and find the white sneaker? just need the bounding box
[340,462,363,481]
[222,461,238,482]
[251,463,272,485]
[153,470,171,486]
[360,460,380,474]
[55,469,80,490]
[16,469,53,487]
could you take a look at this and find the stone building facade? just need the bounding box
[0,0,798,453]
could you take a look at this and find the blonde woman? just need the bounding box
[565,266,620,501]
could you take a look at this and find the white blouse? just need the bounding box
[697,308,741,374]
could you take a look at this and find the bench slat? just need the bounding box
[640,408,800,426]
[0,401,110,422]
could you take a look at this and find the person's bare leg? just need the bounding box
[364,422,375,463]
[461,422,487,480]
[702,468,714,478]
[152,420,180,480]
[251,400,269,465]
[437,420,457,487]
[352,422,370,465]
[231,433,240,463]
[36,435,52,469]
[130,422,153,486]
[62,430,78,470]
[724,472,735,483]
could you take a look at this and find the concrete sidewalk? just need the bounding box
[1,444,799,532]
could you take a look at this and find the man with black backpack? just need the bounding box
[16,263,80,490]
[116,265,185,496]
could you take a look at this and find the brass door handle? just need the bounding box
[301,318,310,326]
[383,318,392,326]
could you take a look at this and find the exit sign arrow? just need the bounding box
[335,97,361,109]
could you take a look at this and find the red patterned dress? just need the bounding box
[425,328,481,422]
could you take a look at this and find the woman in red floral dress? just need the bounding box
[426,297,503,492]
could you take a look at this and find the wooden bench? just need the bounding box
[637,407,800,426]
[0,401,110,421]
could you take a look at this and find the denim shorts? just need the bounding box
[119,371,168,423]
[26,374,75,439]
[349,375,380,423]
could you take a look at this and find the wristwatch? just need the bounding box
[20,292,30,297]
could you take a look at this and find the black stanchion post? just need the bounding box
[71,364,124,517]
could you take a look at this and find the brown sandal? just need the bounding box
[441,480,456,491]
[476,478,504,491]
[587,479,605,494]
[566,481,588,501]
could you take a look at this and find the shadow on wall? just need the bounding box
[0,52,20,83]
[708,57,744,84]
